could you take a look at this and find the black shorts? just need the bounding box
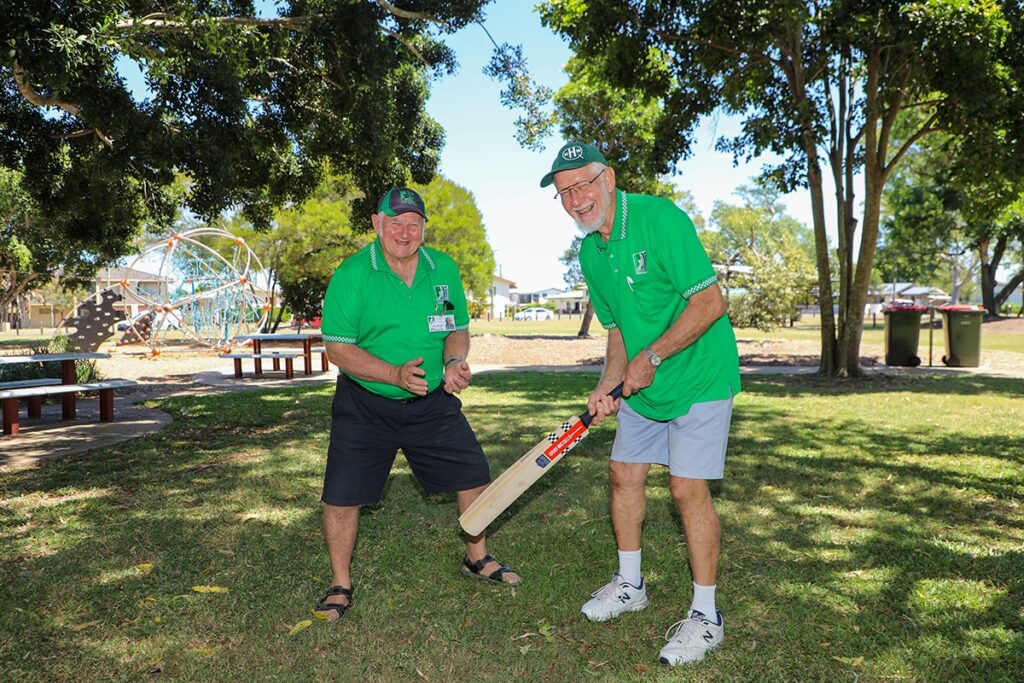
[322,376,491,506]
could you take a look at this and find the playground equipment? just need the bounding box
[119,228,270,353]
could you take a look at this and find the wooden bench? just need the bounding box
[220,351,302,379]
[0,378,62,422]
[1,379,138,436]
[311,346,331,372]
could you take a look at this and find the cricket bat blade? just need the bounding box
[459,383,623,535]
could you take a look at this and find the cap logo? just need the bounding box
[562,145,584,161]
[400,189,415,203]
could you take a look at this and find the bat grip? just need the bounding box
[579,382,625,427]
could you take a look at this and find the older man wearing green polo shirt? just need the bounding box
[541,142,741,665]
[313,187,520,621]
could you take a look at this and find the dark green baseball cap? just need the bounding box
[539,141,607,188]
[377,187,427,219]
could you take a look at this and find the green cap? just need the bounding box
[377,187,427,219]
[539,141,607,188]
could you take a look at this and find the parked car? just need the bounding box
[514,307,554,321]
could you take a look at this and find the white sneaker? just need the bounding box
[659,610,724,665]
[580,573,648,622]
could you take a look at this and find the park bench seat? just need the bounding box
[1,379,139,436]
[0,378,63,390]
[0,379,63,424]
[220,351,302,379]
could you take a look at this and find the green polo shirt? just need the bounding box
[580,190,741,420]
[321,238,470,399]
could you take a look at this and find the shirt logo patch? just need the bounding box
[434,285,449,305]
[562,145,584,161]
[632,251,648,275]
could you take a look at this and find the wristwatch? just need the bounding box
[644,346,663,367]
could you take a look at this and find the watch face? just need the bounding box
[646,348,661,366]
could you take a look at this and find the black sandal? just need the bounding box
[461,555,521,585]
[315,584,354,620]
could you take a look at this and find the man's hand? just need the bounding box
[587,381,622,426]
[622,352,656,397]
[443,359,472,394]
[393,357,427,396]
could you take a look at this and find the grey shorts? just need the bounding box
[611,395,733,479]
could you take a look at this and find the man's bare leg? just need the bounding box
[610,461,651,551]
[669,477,720,586]
[458,484,520,583]
[318,503,359,619]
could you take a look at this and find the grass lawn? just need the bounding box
[1,373,1021,682]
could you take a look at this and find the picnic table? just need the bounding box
[233,332,325,376]
[0,352,137,435]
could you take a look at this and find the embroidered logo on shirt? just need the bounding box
[632,251,648,275]
[434,285,449,305]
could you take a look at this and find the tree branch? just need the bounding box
[648,26,783,69]
[378,25,428,65]
[12,61,114,149]
[116,13,316,31]
[883,110,939,177]
[375,0,442,23]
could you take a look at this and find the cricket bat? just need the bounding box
[459,383,624,536]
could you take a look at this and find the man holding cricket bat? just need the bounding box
[314,187,520,621]
[542,142,741,665]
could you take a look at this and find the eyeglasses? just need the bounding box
[554,168,607,201]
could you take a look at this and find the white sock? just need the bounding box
[617,549,642,586]
[690,582,717,621]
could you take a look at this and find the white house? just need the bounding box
[547,288,589,314]
[511,287,564,306]
[487,275,517,319]
[21,266,173,329]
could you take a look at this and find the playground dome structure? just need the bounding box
[120,228,271,354]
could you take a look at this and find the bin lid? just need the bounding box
[938,304,984,312]
[883,301,928,312]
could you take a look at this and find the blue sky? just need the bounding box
[427,2,813,291]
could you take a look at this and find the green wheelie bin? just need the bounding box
[939,304,985,367]
[883,301,929,367]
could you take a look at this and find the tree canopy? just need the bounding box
[705,185,816,331]
[540,0,1024,375]
[410,175,495,299]
[0,0,506,277]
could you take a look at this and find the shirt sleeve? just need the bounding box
[650,200,718,300]
[321,262,360,344]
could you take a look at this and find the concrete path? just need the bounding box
[2,361,1019,472]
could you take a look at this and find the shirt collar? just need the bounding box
[591,190,628,253]
[369,239,437,273]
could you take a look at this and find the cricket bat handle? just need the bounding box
[579,382,624,427]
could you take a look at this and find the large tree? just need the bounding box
[0,0,506,275]
[540,0,1024,376]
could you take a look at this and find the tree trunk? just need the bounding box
[576,301,595,337]
[978,237,1007,316]
[784,47,836,374]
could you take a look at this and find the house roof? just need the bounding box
[547,290,587,301]
[95,266,167,283]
